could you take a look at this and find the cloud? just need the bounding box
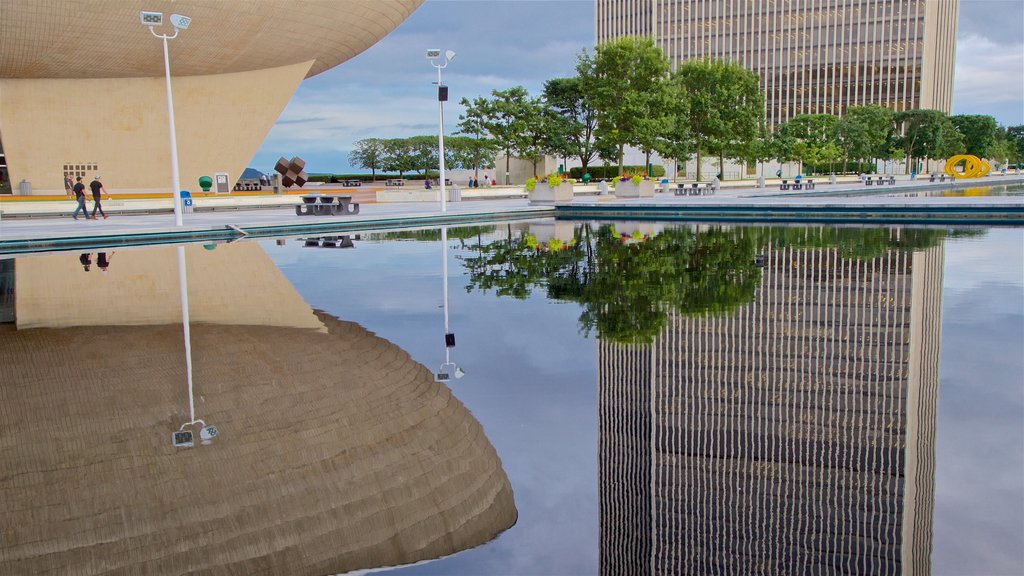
[952,33,1024,122]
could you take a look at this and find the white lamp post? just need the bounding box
[427,49,455,213]
[141,11,190,227]
[435,226,465,382]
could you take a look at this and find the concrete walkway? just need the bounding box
[1,175,1020,254]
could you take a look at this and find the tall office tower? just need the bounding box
[594,0,960,128]
[598,240,943,575]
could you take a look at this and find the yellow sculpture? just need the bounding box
[945,154,991,178]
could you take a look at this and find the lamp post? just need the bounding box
[427,49,455,213]
[141,11,190,227]
[436,226,465,382]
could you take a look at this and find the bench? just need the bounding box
[295,194,360,216]
[887,175,896,185]
[341,180,361,187]
[805,179,815,190]
[301,235,356,248]
[780,180,790,190]
[385,179,406,187]
[792,180,804,190]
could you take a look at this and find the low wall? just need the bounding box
[376,189,439,203]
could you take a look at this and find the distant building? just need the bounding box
[0,0,422,194]
[595,0,960,128]
[598,240,943,574]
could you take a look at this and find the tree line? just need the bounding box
[350,36,1024,181]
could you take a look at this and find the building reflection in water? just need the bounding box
[599,241,943,575]
[0,243,516,574]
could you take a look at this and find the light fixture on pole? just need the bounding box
[435,226,465,382]
[426,49,455,213]
[170,245,218,448]
[141,11,191,227]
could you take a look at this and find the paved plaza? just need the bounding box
[1,175,1021,251]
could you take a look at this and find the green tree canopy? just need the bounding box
[543,76,600,175]
[950,114,997,158]
[894,109,963,173]
[835,105,895,171]
[348,138,386,180]
[579,37,672,174]
[456,96,500,179]
[673,58,765,180]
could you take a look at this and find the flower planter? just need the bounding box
[528,182,574,205]
[614,179,655,198]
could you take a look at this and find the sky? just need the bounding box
[251,0,1024,175]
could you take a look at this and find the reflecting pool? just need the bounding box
[1,221,1021,575]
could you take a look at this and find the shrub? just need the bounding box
[525,177,538,192]
[569,165,665,180]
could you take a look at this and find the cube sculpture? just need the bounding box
[275,156,308,188]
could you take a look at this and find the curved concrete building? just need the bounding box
[0,244,517,573]
[0,0,423,194]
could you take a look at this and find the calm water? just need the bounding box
[1,221,1021,575]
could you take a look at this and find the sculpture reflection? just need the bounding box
[0,243,516,574]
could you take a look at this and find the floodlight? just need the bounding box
[200,424,219,441]
[140,11,163,26]
[445,50,456,62]
[454,366,466,379]
[426,49,441,59]
[172,429,194,448]
[170,14,191,29]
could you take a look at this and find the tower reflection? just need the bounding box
[599,242,943,575]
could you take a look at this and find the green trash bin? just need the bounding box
[582,173,591,184]
[198,175,213,192]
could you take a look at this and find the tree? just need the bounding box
[348,138,386,180]
[456,96,500,180]
[835,105,895,172]
[579,37,672,174]
[380,138,421,177]
[776,114,839,174]
[894,109,962,174]
[543,76,599,175]
[950,114,997,158]
[673,58,764,180]
[477,86,534,185]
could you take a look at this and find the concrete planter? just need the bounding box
[614,179,655,198]
[528,182,574,205]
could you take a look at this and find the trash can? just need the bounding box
[448,185,461,202]
[180,190,194,214]
[582,173,591,184]
[18,180,31,195]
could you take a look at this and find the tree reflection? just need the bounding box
[461,223,962,344]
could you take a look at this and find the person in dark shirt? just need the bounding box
[71,176,90,220]
[97,252,115,272]
[79,253,91,271]
[90,175,108,219]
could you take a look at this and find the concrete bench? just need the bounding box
[341,180,361,187]
[385,179,406,187]
[295,194,360,216]
[301,235,356,248]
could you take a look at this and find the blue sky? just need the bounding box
[251,0,1024,175]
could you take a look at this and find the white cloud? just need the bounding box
[953,33,1024,108]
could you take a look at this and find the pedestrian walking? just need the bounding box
[97,251,115,272]
[90,175,108,219]
[71,176,90,220]
[64,173,74,198]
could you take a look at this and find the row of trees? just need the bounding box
[350,36,1024,181]
[348,135,499,180]
[771,109,1024,175]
